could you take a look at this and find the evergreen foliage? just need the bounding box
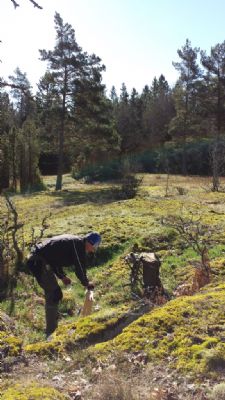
[39,12,85,190]
[2,24,225,188]
[74,139,218,181]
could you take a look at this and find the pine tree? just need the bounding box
[17,120,42,192]
[8,68,33,127]
[72,54,120,169]
[0,90,13,191]
[116,83,131,154]
[171,39,201,174]
[7,68,41,192]
[36,71,62,173]
[142,75,174,147]
[39,12,84,190]
[201,41,225,190]
[128,88,143,149]
[110,85,118,105]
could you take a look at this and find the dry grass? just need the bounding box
[209,383,225,399]
[84,367,209,400]
[88,371,137,400]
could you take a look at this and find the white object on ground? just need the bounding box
[80,290,94,316]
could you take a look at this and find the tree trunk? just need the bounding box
[0,242,8,300]
[55,90,66,191]
[211,81,222,191]
[182,140,187,176]
[212,142,220,191]
[0,140,10,191]
[12,130,17,192]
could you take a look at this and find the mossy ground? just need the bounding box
[0,382,67,399]
[93,284,225,376]
[1,174,225,397]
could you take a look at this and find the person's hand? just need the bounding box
[62,276,72,286]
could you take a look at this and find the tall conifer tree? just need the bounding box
[201,41,225,190]
[39,12,84,190]
[171,39,201,174]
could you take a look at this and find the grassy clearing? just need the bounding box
[2,174,225,340]
[1,173,225,398]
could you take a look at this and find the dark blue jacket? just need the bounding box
[30,234,89,286]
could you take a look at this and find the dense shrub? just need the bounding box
[72,138,225,182]
[120,174,143,199]
[139,139,215,176]
[72,159,123,182]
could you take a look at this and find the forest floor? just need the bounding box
[1,173,225,399]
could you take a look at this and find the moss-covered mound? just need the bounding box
[25,305,140,356]
[0,383,66,400]
[24,282,225,377]
[93,284,225,375]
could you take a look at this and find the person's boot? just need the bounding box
[45,304,59,339]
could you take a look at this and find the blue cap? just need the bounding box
[86,232,101,249]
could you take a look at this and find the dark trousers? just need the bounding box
[27,255,63,337]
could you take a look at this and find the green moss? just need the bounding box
[0,333,22,356]
[93,285,225,375]
[25,306,131,355]
[0,383,66,399]
[3,174,225,379]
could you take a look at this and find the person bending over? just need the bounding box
[27,232,101,338]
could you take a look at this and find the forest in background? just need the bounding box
[1,11,225,192]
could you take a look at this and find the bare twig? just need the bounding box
[0,213,11,299]
[4,194,24,265]
[163,213,213,294]
[11,0,19,8]
[11,0,43,9]
[29,212,51,248]
[29,0,43,9]
[162,213,213,269]
[124,253,143,293]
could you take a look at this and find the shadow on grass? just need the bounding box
[66,243,129,274]
[49,186,122,207]
[92,244,125,266]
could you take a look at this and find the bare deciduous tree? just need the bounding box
[0,193,51,301]
[162,213,212,293]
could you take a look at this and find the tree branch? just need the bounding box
[29,0,43,9]
[10,0,43,9]
[4,194,24,266]
[11,0,19,8]
[0,79,29,92]
[0,79,35,101]
[30,212,51,248]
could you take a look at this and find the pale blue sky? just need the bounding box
[1,0,225,95]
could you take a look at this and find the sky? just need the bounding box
[1,0,225,96]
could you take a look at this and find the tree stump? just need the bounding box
[125,252,167,304]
